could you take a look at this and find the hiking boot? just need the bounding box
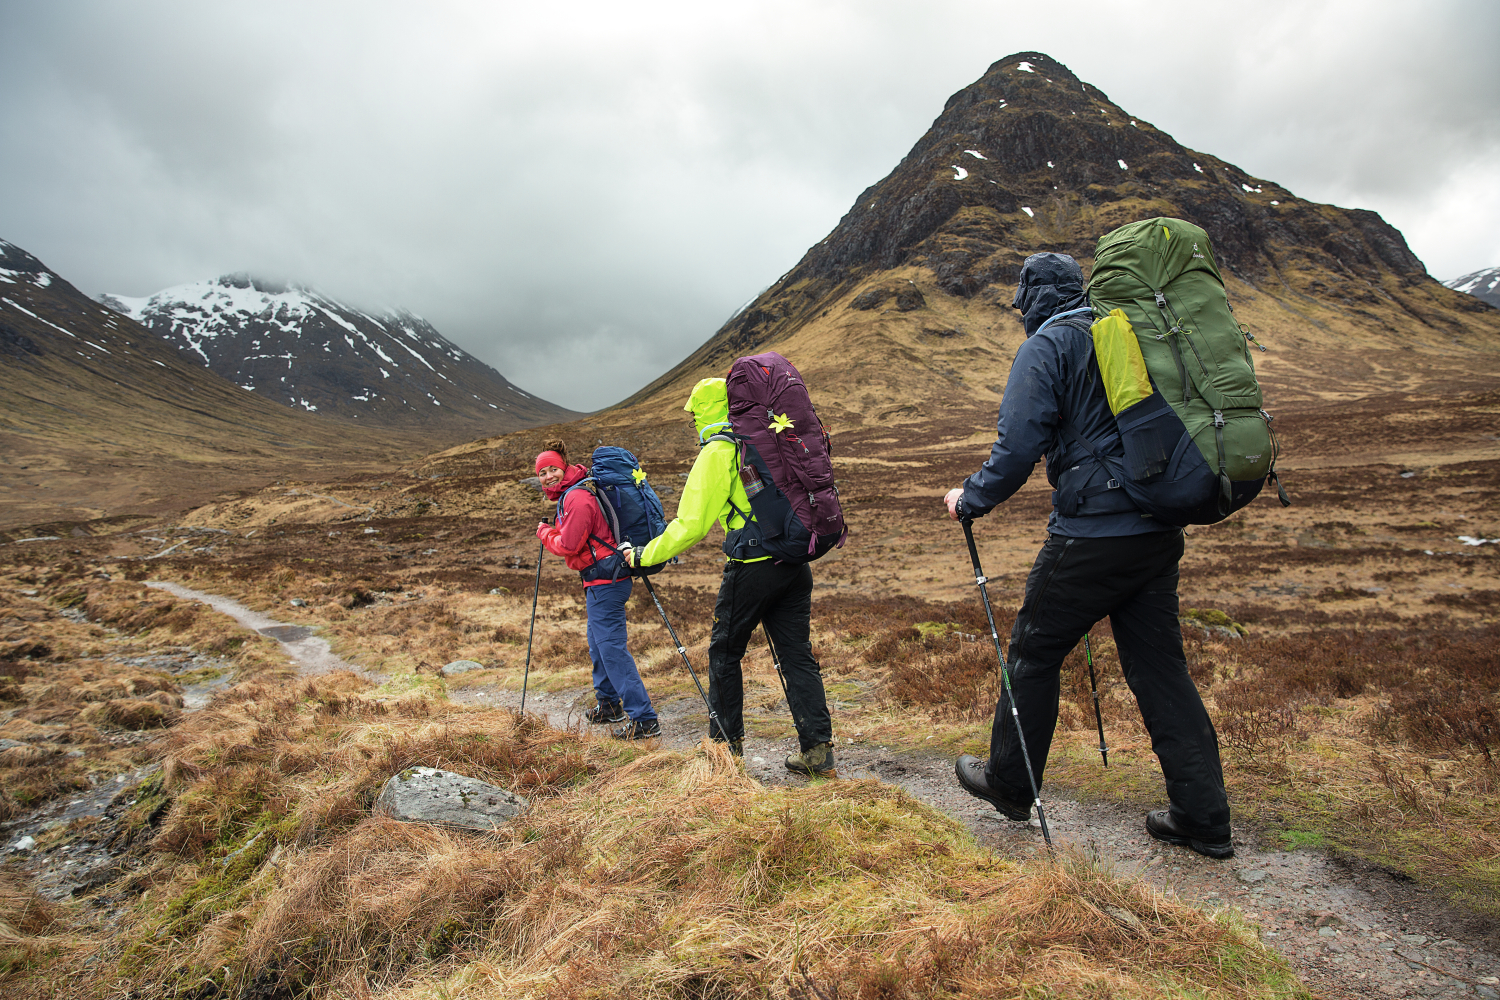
[584,700,627,725]
[785,741,836,777]
[714,737,744,757]
[1145,809,1234,860]
[611,718,662,740]
[954,754,1031,821]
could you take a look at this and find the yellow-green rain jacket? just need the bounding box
[637,378,770,566]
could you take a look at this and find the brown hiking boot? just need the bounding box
[785,741,836,777]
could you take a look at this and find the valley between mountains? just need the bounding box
[3,50,1500,1000]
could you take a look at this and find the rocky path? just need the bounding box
[144,581,374,679]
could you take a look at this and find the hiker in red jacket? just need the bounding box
[534,441,660,739]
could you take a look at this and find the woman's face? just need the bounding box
[538,464,565,488]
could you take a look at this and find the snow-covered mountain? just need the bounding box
[99,274,575,432]
[1444,267,1500,310]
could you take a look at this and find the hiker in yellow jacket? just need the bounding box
[619,378,836,775]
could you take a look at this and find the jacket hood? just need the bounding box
[1012,252,1089,336]
[685,378,731,443]
[541,463,589,502]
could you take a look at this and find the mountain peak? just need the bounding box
[98,275,577,431]
[215,272,296,295]
[623,52,1497,417]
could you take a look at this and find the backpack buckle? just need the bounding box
[1106,479,1119,490]
[1213,409,1225,428]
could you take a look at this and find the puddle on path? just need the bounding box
[145,581,374,679]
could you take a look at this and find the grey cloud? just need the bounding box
[1,0,1495,411]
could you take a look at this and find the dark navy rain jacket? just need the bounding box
[960,252,1174,539]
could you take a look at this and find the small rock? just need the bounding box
[441,659,486,677]
[20,589,38,597]
[1477,985,1498,1000]
[1399,934,1428,946]
[1105,905,1142,929]
[521,476,544,491]
[1311,910,1343,928]
[10,836,36,852]
[751,756,765,764]
[488,587,509,595]
[1317,926,1338,937]
[289,598,307,607]
[1238,869,1269,885]
[364,527,379,534]
[0,739,27,751]
[375,767,528,830]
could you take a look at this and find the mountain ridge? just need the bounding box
[611,51,1499,425]
[0,239,451,529]
[100,273,577,433]
[1445,267,1500,309]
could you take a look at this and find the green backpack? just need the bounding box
[1082,217,1289,523]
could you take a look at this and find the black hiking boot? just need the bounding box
[785,741,835,777]
[954,754,1031,821]
[713,737,744,757]
[1145,809,1234,860]
[584,700,627,725]
[611,718,662,740]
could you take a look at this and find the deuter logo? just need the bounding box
[1192,243,1206,259]
[1245,453,1263,462]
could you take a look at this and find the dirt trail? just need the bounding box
[466,681,1500,1000]
[144,581,374,679]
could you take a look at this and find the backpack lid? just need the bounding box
[1092,217,1224,293]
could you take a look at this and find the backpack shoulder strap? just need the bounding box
[704,433,754,529]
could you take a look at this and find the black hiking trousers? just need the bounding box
[985,529,1231,841]
[708,559,832,752]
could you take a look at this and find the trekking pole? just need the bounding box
[520,536,545,714]
[1083,632,1108,767]
[639,574,731,743]
[960,515,1052,848]
[762,625,790,707]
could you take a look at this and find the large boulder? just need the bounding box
[373,767,528,830]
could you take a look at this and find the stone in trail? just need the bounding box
[374,767,528,830]
[441,659,486,677]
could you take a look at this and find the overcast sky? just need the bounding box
[2,0,1496,411]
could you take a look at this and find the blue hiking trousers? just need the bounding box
[585,578,656,722]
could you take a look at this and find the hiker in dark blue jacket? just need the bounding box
[944,252,1234,860]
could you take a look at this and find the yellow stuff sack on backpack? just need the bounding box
[1090,308,1152,415]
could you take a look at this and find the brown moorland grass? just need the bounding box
[43,511,1494,921]
[2,666,1303,1000]
[0,563,299,821]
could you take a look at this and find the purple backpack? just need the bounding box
[713,352,847,563]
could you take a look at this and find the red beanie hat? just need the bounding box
[534,450,566,474]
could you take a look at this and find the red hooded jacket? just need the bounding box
[536,464,620,585]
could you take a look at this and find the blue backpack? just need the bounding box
[557,446,669,581]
